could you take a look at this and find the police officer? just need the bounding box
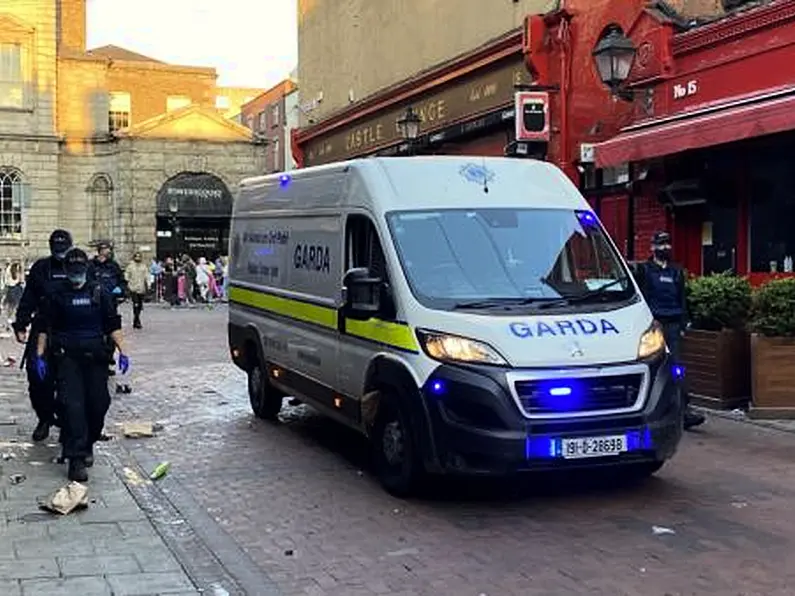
[88,240,127,384]
[33,248,129,482]
[634,231,705,430]
[12,229,73,441]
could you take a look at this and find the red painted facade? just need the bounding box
[594,0,795,281]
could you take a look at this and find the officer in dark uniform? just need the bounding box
[634,231,705,430]
[33,248,129,482]
[88,240,129,391]
[12,229,73,441]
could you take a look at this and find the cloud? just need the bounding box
[86,0,298,87]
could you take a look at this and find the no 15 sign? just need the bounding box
[673,80,698,100]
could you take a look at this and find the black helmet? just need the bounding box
[63,247,89,279]
[49,229,73,259]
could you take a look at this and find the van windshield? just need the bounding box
[386,208,635,311]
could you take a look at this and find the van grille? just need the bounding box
[514,374,643,416]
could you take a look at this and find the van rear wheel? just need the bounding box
[247,359,282,421]
[371,390,425,498]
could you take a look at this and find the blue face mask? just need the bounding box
[68,274,87,287]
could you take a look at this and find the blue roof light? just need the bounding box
[576,210,598,227]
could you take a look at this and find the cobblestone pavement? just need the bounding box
[7,304,795,595]
[0,352,200,595]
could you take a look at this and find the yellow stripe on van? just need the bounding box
[345,318,419,352]
[228,286,338,329]
[229,285,419,353]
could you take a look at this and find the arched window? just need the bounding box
[88,174,113,242]
[0,168,23,240]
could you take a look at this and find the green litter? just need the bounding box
[149,461,171,481]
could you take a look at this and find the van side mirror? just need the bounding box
[342,267,381,321]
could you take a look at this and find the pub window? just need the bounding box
[749,154,795,274]
[166,95,191,112]
[246,115,254,130]
[258,111,267,130]
[0,168,23,240]
[602,164,629,186]
[108,91,131,132]
[271,103,280,127]
[272,138,280,171]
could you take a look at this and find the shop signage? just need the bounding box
[673,79,699,100]
[156,172,233,218]
[304,56,532,165]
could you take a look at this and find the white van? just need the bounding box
[227,156,684,496]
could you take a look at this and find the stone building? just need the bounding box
[0,0,268,263]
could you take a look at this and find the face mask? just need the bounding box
[68,274,87,287]
[654,248,672,261]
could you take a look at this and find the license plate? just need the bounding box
[561,435,627,459]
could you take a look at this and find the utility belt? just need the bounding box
[52,335,112,363]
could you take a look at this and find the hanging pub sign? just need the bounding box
[514,91,550,142]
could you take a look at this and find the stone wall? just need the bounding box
[57,56,109,137]
[0,138,61,262]
[114,138,268,260]
[57,0,86,51]
[0,0,58,138]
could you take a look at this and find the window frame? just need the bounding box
[0,168,24,241]
[270,103,280,128]
[108,91,132,133]
[0,42,27,111]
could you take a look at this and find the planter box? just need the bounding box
[681,329,750,409]
[749,335,795,419]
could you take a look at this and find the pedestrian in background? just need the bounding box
[633,231,705,431]
[125,251,149,329]
[35,247,129,482]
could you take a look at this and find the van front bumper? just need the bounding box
[419,354,683,476]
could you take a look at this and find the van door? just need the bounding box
[337,213,398,400]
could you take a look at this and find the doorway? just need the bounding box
[702,200,738,275]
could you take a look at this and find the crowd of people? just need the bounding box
[146,254,229,306]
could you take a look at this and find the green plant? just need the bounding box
[686,272,752,331]
[750,278,795,337]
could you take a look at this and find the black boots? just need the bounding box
[68,459,88,482]
[32,421,50,442]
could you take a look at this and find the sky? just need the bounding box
[86,0,298,88]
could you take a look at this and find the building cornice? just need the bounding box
[673,0,795,55]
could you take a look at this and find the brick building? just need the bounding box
[240,78,297,174]
[0,0,267,262]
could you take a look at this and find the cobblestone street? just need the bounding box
[4,305,795,595]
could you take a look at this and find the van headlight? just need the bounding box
[416,330,507,366]
[638,321,666,359]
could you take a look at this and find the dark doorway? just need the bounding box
[155,172,233,260]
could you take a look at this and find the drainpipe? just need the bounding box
[557,14,574,181]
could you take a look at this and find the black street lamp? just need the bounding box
[592,25,637,100]
[167,196,180,250]
[396,106,421,155]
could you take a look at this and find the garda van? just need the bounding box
[227,156,684,496]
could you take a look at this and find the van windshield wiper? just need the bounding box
[536,278,630,309]
[452,297,551,310]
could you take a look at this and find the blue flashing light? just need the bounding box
[576,210,598,227]
[672,364,685,380]
[549,386,572,397]
[279,174,292,188]
[429,379,446,396]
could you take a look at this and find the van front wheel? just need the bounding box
[248,361,282,421]
[371,390,425,498]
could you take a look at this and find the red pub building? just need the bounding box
[593,0,795,283]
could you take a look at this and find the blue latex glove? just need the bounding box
[34,356,47,381]
[118,353,130,375]
[112,286,123,295]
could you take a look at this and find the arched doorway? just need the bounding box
[155,172,233,260]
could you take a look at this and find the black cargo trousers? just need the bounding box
[53,341,112,461]
[660,318,690,407]
[22,328,58,425]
